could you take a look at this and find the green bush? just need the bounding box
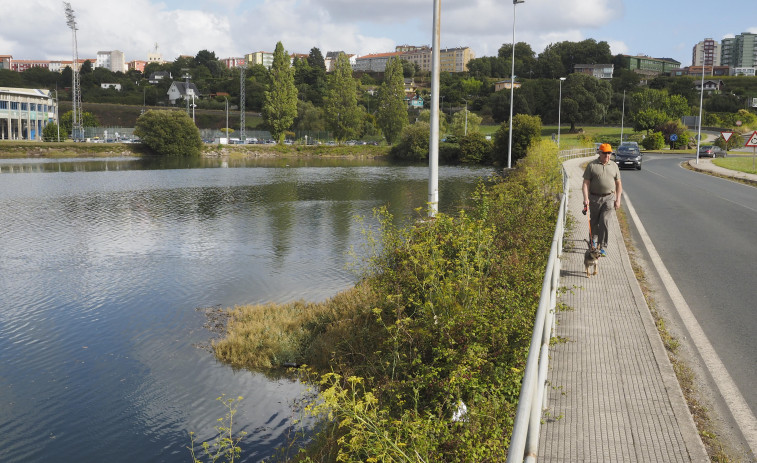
[642,131,665,150]
[389,122,430,161]
[133,110,203,156]
[42,123,62,142]
[458,132,492,164]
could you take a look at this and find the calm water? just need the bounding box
[0,156,493,462]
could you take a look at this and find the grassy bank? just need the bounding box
[714,155,757,175]
[212,140,563,461]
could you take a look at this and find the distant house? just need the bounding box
[574,63,614,79]
[167,81,201,104]
[148,71,172,84]
[694,79,724,92]
[494,79,521,92]
[100,83,122,91]
[406,95,424,109]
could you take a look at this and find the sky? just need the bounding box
[2,0,755,69]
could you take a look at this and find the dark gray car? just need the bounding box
[698,145,725,158]
[613,142,642,170]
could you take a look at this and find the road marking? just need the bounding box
[624,192,757,454]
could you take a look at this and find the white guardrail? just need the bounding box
[505,147,596,463]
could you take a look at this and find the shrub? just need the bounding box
[134,110,203,156]
[42,123,62,142]
[458,131,492,164]
[642,131,665,150]
[389,122,430,161]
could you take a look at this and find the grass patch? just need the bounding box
[714,155,757,175]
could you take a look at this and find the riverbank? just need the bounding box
[0,140,390,159]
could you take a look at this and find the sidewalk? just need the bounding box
[537,157,709,462]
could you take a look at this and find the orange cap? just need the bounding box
[599,143,612,153]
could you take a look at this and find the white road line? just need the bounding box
[623,192,757,455]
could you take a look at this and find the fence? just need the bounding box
[505,147,597,463]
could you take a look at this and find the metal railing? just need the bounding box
[505,148,596,463]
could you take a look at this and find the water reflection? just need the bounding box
[0,157,493,462]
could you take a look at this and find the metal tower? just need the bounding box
[64,2,83,141]
[239,64,246,142]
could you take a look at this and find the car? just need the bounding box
[613,142,642,170]
[698,145,725,158]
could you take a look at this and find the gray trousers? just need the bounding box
[589,193,615,248]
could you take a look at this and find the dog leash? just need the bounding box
[582,204,593,245]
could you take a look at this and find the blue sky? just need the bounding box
[2,0,755,68]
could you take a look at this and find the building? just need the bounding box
[222,57,246,69]
[494,79,522,92]
[733,67,757,76]
[684,65,730,77]
[127,60,147,73]
[324,51,356,72]
[574,63,614,79]
[167,81,200,104]
[353,52,404,72]
[399,46,475,73]
[148,71,171,84]
[0,55,12,70]
[245,51,274,69]
[694,79,724,92]
[0,87,56,140]
[100,83,122,91]
[721,33,757,68]
[96,50,126,73]
[692,38,721,67]
[10,60,50,72]
[619,55,681,78]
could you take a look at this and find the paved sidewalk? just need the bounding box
[537,157,709,462]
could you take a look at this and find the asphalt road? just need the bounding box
[619,153,757,428]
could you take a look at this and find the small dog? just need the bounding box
[584,240,601,278]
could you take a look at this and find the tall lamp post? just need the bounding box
[428,0,441,217]
[695,63,710,165]
[557,77,566,149]
[620,89,626,142]
[507,0,525,169]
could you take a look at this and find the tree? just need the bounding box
[376,57,408,144]
[42,123,61,142]
[458,132,492,164]
[492,113,542,165]
[389,122,430,161]
[450,109,482,138]
[324,53,361,142]
[59,110,99,138]
[262,42,298,143]
[632,108,667,133]
[561,73,612,131]
[133,110,203,156]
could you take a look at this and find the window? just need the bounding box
[0,101,7,109]
[11,102,18,110]
[30,103,37,111]
[21,103,28,111]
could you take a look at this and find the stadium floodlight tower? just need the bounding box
[239,64,246,143]
[64,2,84,141]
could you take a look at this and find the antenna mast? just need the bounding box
[64,2,83,141]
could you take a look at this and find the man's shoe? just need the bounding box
[599,248,607,257]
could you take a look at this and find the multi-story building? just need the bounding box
[618,55,681,78]
[222,57,246,69]
[10,60,50,72]
[399,46,475,73]
[0,87,56,140]
[0,55,12,70]
[127,60,147,73]
[720,32,757,68]
[96,50,126,73]
[692,38,721,67]
[353,52,404,72]
[574,63,614,79]
[245,51,274,69]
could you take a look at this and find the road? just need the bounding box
[619,153,757,454]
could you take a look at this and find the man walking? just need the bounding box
[582,143,622,256]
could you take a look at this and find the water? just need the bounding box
[0,156,493,462]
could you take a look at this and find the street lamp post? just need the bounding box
[695,63,711,164]
[507,0,525,169]
[557,77,566,149]
[620,89,626,142]
[225,97,229,143]
[428,0,441,217]
[464,99,468,136]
